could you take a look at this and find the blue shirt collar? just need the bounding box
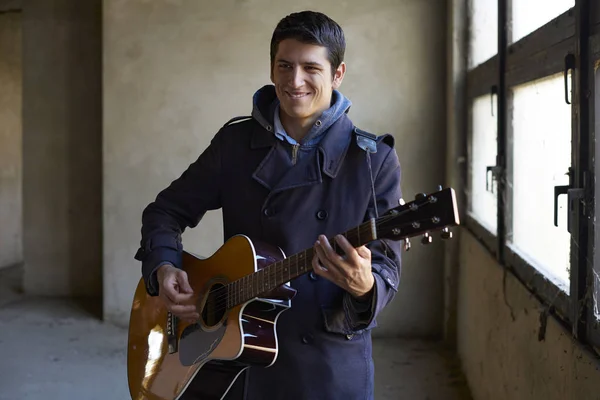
[273,103,299,146]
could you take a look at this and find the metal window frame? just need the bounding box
[466,2,583,333]
[585,1,600,348]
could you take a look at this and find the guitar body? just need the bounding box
[127,235,295,400]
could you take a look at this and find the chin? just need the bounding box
[280,105,313,119]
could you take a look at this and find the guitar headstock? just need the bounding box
[376,187,460,247]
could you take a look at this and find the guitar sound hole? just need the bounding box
[201,283,226,327]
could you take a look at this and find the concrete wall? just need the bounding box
[0,11,23,269]
[457,231,600,399]
[103,0,447,334]
[22,0,102,297]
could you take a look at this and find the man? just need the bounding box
[135,10,402,400]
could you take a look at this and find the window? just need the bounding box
[509,73,572,291]
[511,0,575,43]
[469,95,498,233]
[465,1,591,341]
[468,0,498,68]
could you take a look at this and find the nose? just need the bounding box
[290,66,305,88]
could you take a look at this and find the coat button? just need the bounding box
[263,208,273,217]
[301,333,314,344]
[316,210,328,220]
[309,271,318,281]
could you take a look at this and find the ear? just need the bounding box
[270,63,275,83]
[332,62,346,89]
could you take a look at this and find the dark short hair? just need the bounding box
[270,11,346,77]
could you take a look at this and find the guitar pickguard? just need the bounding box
[179,321,227,366]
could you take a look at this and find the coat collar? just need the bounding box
[251,113,354,181]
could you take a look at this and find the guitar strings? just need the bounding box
[207,208,409,306]
[200,224,376,320]
[205,223,373,304]
[201,205,434,320]
[201,211,436,321]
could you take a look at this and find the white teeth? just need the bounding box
[288,93,308,99]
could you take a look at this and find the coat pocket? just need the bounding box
[321,305,377,338]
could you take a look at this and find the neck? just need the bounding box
[279,110,321,143]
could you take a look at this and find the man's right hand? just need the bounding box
[156,263,199,322]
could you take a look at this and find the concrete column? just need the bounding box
[0,9,23,270]
[443,0,468,347]
[22,0,102,298]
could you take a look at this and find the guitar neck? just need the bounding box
[226,219,377,307]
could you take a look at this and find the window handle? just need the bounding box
[554,185,569,226]
[490,85,498,116]
[564,53,575,104]
[486,166,500,194]
[554,185,584,233]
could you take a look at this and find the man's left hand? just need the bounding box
[312,234,374,300]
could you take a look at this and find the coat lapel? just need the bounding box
[251,114,354,194]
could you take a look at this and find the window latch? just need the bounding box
[564,53,575,105]
[490,85,498,116]
[486,165,501,194]
[554,185,584,233]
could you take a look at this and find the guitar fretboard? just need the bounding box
[225,219,377,308]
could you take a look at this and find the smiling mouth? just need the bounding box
[286,91,310,99]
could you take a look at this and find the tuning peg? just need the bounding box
[415,193,427,200]
[441,227,453,240]
[437,185,443,191]
[421,232,432,245]
[404,238,411,251]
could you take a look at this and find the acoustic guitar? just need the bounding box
[127,187,460,400]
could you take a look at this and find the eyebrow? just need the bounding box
[276,59,324,68]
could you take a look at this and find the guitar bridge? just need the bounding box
[167,312,178,354]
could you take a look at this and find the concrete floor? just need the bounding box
[0,266,472,400]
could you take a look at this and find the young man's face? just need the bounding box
[271,39,345,123]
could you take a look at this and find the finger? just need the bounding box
[314,242,343,279]
[317,235,344,264]
[311,252,329,275]
[333,235,360,264]
[356,245,371,260]
[161,286,179,307]
[170,291,195,304]
[170,304,197,314]
[176,271,194,294]
[161,284,192,306]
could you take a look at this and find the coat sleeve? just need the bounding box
[343,142,402,332]
[133,130,224,296]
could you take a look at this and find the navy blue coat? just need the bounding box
[135,90,403,400]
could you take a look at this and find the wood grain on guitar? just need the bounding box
[127,187,460,400]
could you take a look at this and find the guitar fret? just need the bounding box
[241,275,244,303]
